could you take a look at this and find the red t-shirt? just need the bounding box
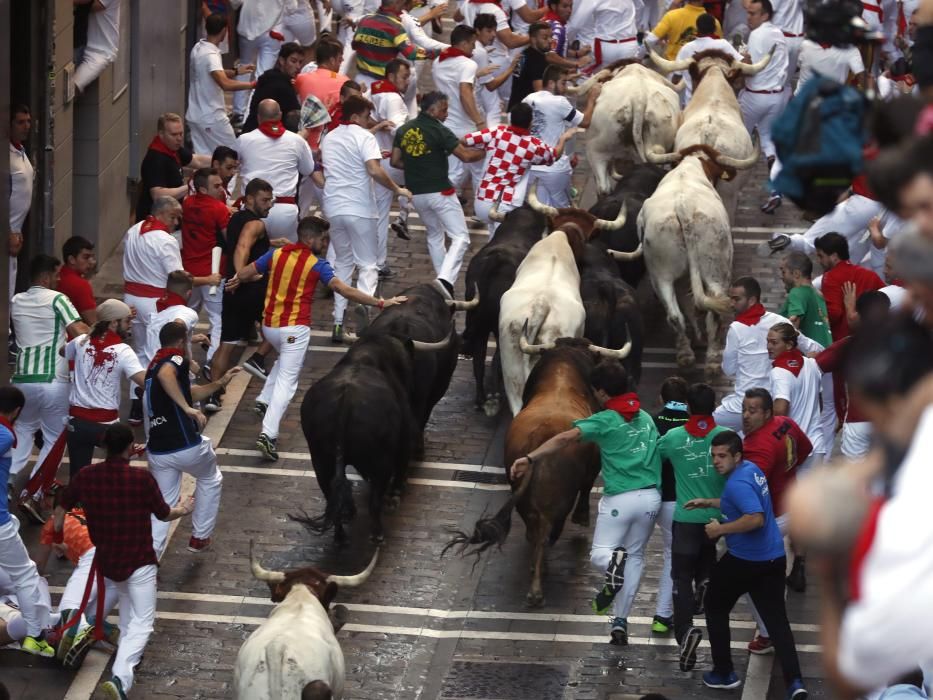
[181,193,231,276]
[816,336,868,423]
[821,260,884,341]
[742,416,813,515]
[57,265,96,314]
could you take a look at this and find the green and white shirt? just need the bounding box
[12,286,81,383]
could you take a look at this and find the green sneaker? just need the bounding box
[101,621,120,646]
[651,615,673,634]
[253,401,268,419]
[256,433,279,462]
[63,625,95,669]
[99,676,128,700]
[21,635,55,657]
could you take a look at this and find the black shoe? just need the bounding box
[242,353,268,380]
[679,627,703,672]
[761,192,783,214]
[609,617,628,646]
[203,392,222,414]
[437,279,454,298]
[256,433,279,462]
[18,495,47,525]
[786,557,807,593]
[128,398,143,426]
[377,265,395,279]
[391,219,411,241]
[767,233,792,254]
[200,362,213,382]
[694,578,709,616]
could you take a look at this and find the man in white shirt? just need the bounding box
[738,0,788,171]
[73,0,121,93]
[8,105,32,302]
[231,0,288,122]
[566,0,641,70]
[237,99,320,243]
[460,0,530,104]
[472,14,524,129]
[187,13,257,154]
[143,272,206,370]
[673,13,743,104]
[795,39,865,93]
[9,256,89,496]
[523,65,601,206]
[369,60,414,280]
[321,95,413,338]
[401,0,451,113]
[769,0,804,88]
[433,25,489,198]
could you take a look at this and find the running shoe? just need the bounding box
[703,670,742,689]
[651,615,673,634]
[256,433,279,462]
[128,398,143,426]
[786,557,807,593]
[63,625,95,668]
[609,617,628,646]
[694,578,709,615]
[203,393,222,414]
[18,495,47,525]
[253,401,268,419]
[591,547,627,614]
[391,218,411,241]
[787,678,809,699]
[242,353,268,380]
[679,627,703,672]
[377,265,395,279]
[747,635,774,654]
[21,635,55,658]
[200,361,213,382]
[187,536,212,553]
[332,324,344,344]
[761,192,783,214]
[767,233,792,254]
[99,676,128,700]
[101,621,120,646]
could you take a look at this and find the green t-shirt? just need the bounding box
[658,424,729,524]
[392,113,460,195]
[780,285,832,347]
[574,409,661,496]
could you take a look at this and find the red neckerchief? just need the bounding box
[819,42,833,48]
[507,124,530,136]
[140,216,170,234]
[371,79,401,95]
[88,331,124,367]
[257,120,287,139]
[0,417,17,449]
[891,277,905,287]
[849,496,885,601]
[605,393,641,422]
[330,104,347,126]
[438,46,472,62]
[543,9,564,24]
[10,139,23,151]
[696,32,720,38]
[148,347,183,371]
[891,73,916,86]
[735,302,766,326]
[156,291,189,313]
[685,414,716,438]
[148,135,181,165]
[772,347,805,377]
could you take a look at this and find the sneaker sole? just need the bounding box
[19,502,47,525]
[748,645,775,655]
[703,679,742,690]
[609,629,628,646]
[187,544,211,553]
[203,405,221,414]
[679,629,703,672]
[241,363,268,380]
[99,682,125,700]
[63,631,95,668]
[790,689,809,700]
[256,442,278,462]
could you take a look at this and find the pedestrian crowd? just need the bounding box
[3,0,933,698]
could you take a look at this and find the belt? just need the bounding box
[274,196,296,204]
[593,36,638,67]
[746,87,784,94]
[595,36,638,44]
[124,281,165,298]
[782,31,804,37]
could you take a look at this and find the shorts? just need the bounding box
[220,281,266,343]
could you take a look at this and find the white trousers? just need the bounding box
[282,3,317,45]
[593,38,642,70]
[88,564,158,692]
[478,84,502,128]
[842,421,872,460]
[10,381,70,477]
[712,403,744,433]
[329,214,379,324]
[124,293,160,398]
[655,500,675,619]
[787,195,884,258]
[59,547,97,613]
[446,123,485,195]
[374,160,406,269]
[0,517,49,636]
[528,166,572,208]
[74,49,113,92]
[739,89,786,159]
[257,325,311,439]
[149,438,223,555]
[590,487,661,619]
[412,191,471,285]
[265,201,300,243]
[189,116,238,155]
[233,33,281,116]
[188,284,224,362]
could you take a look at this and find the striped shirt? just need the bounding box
[255,243,336,328]
[12,286,81,383]
[352,9,437,78]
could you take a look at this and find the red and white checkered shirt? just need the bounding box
[463,125,557,204]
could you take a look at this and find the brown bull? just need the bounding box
[444,337,627,607]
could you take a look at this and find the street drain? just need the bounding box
[452,470,507,485]
[440,661,569,699]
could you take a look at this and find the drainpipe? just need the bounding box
[39,0,55,253]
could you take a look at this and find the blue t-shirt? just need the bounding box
[0,424,15,526]
[719,460,785,561]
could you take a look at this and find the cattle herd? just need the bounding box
[236,48,777,699]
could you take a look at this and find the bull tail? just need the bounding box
[290,445,354,535]
[441,461,537,570]
[677,205,732,316]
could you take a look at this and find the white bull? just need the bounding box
[234,545,379,700]
[570,62,684,196]
[647,48,773,222]
[609,153,736,376]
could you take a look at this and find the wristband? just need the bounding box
[378,298,385,310]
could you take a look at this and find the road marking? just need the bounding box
[731,226,806,234]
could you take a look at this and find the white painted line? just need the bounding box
[215,448,499,474]
[731,226,806,234]
[62,649,111,700]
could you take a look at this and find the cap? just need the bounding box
[97,299,133,323]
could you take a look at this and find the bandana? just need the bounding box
[438,46,472,62]
[10,139,23,151]
[140,216,171,234]
[543,9,564,24]
[685,414,717,437]
[0,417,17,449]
[87,331,124,368]
[664,401,688,412]
[734,302,766,326]
[772,348,804,377]
[148,348,184,371]
[605,393,641,421]
[257,120,287,139]
[891,73,916,86]
[506,124,530,136]
[330,104,348,126]
[147,135,181,165]
[370,79,401,95]
[819,42,833,49]
[156,291,189,313]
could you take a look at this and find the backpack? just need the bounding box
[772,76,868,216]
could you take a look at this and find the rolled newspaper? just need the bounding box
[209,246,222,296]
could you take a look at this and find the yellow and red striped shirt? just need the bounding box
[254,242,336,328]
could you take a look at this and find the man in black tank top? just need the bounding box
[210,179,275,387]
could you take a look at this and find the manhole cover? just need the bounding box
[451,470,507,485]
[440,661,569,699]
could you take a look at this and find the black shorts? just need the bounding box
[220,281,266,343]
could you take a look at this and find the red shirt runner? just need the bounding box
[181,193,231,277]
[57,265,96,315]
[820,260,884,341]
[742,416,813,515]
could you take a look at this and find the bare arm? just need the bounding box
[159,496,196,522]
[157,362,208,431]
[452,143,486,163]
[150,184,188,202]
[390,146,404,170]
[365,159,413,198]
[460,83,486,130]
[210,68,256,92]
[188,153,213,169]
[497,28,530,50]
[486,54,522,91]
[509,427,582,479]
[66,320,91,339]
[515,4,546,22]
[328,276,407,309]
[773,398,790,416]
[710,512,765,535]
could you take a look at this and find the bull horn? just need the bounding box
[564,69,611,96]
[518,318,556,356]
[594,201,627,231]
[525,182,559,218]
[588,334,632,360]
[645,147,683,165]
[446,284,480,311]
[610,162,625,180]
[326,548,379,588]
[664,75,687,93]
[713,134,760,169]
[607,243,643,261]
[488,199,506,222]
[647,47,694,74]
[412,328,454,352]
[731,46,773,75]
[249,540,286,583]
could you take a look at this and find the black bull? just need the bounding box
[294,283,461,544]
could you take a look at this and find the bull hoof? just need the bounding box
[571,509,590,528]
[483,394,501,418]
[525,591,545,608]
[676,350,696,368]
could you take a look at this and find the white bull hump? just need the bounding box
[498,231,586,416]
[234,587,345,700]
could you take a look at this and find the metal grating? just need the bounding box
[440,661,570,699]
[451,470,507,485]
